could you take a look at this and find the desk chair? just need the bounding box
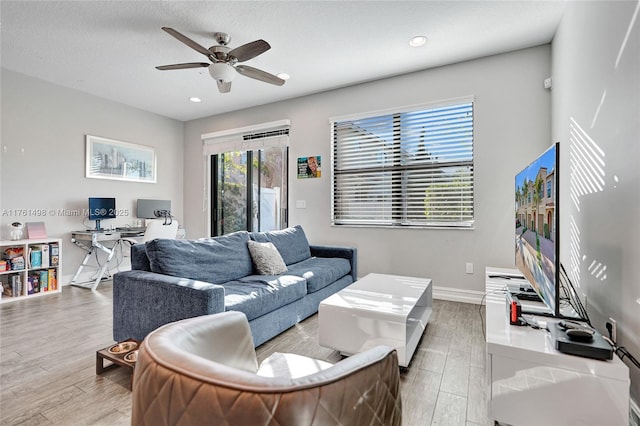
[123,218,179,246]
[140,218,179,242]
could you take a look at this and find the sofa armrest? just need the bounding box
[310,245,357,282]
[113,270,225,342]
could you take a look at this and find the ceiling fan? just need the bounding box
[155,27,285,93]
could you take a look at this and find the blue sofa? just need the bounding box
[113,226,357,346]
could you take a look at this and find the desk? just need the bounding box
[70,230,143,290]
[485,267,629,425]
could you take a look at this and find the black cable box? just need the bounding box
[549,322,613,360]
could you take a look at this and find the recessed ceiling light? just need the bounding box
[409,36,427,47]
[277,73,290,81]
[189,97,202,103]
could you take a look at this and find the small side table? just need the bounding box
[96,339,140,389]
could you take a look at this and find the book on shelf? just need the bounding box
[49,243,59,266]
[29,249,42,269]
[4,247,25,271]
[39,270,49,292]
[10,256,25,271]
[48,269,57,291]
[31,244,50,268]
[27,273,39,295]
[10,274,22,297]
[26,222,47,239]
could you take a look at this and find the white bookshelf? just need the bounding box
[0,238,62,303]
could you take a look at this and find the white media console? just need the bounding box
[485,267,630,425]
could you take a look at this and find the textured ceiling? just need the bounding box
[1,1,565,121]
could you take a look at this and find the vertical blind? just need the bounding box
[331,101,474,228]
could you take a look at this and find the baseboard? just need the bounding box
[433,285,485,305]
[631,397,640,426]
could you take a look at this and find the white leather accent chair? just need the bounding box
[132,311,402,426]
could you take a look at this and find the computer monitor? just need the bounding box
[137,199,171,219]
[88,197,116,231]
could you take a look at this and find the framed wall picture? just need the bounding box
[297,155,321,179]
[85,135,157,183]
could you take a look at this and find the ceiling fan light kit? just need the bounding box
[156,27,285,93]
[209,63,236,82]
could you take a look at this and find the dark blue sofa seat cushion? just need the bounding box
[250,225,311,266]
[146,231,253,284]
[285,257,351,293]
[223,275,307,321]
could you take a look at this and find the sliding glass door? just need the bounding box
[211,146,288,236]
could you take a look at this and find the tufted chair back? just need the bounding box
[131,311,402,426]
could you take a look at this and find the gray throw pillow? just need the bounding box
[250,225,311,265]
[247,241,288,275]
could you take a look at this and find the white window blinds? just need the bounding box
[331,101,474,228]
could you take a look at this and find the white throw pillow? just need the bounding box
[247,241,288,275]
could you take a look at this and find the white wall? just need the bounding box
[184,45,552,297]
[552,0,640,405]
[0,70,184,283]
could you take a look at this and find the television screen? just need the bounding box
[515,143,560,317]
[88,197,116,220]
[137,199,171,219]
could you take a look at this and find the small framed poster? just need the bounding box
[297,156,321,179]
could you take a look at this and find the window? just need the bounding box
[331,100,474,228]
[211,145,288,236]
[202,120,289,237]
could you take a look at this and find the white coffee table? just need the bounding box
[318,273,432,367]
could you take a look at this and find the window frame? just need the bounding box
[330,97,475,229]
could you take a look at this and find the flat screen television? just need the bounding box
[514,142,560,317]
[88,197,116,231]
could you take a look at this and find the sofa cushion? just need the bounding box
[247,241,288,275]
[251,225,311,266]
[146,232,253,284]
[223,275,307,321]
[285,257,351,293]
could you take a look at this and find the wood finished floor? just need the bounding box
[0,284,491,425]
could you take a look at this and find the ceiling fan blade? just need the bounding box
[155,62,210,70]
[235,65,285,86]
[228,39,271,62]
[216,80,232,93]
[162,27,213,58]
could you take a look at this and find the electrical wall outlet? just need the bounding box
[607,317,617,343]
[465,263,473,274]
